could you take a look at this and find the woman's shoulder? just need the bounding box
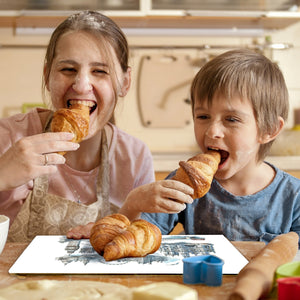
[0,108,49,136]
[108,123,151,153]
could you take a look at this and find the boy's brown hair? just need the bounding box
[190,48,289,162]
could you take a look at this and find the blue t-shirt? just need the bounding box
[142,163,300,247]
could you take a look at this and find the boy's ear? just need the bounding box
[259,116,285,144]
[119,67,131,97]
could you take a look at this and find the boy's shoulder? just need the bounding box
[271,163,300,183]
[266,163,300,197]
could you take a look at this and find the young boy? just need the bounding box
[68,49,300,246]
[120,49,300,246]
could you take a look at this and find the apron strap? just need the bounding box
[96,129,111,218]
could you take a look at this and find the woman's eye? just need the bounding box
[61,67,76,73]
[196,114,209,120]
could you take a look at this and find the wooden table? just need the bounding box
[0,241,276,299]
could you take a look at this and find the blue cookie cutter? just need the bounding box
[183,255,224,286]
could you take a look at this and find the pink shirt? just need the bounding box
[0,109,155,224]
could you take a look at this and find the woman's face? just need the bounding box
[46,30,130,138]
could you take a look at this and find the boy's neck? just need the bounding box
[217,162,276,196]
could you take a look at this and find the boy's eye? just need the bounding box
[94,69,109,75]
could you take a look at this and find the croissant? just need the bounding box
[90,214,131,255]
[103,219,162,261]
[173,150,220,199]
[51,103,90,155]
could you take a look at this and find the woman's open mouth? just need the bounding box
[67,99,97,114]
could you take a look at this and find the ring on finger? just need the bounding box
[44,154,49,166]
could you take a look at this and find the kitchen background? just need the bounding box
[0,0,300,177]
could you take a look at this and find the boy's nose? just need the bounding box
[205,121,224,139]
[72,73,92,94]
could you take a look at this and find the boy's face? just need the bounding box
[193,92,266,181]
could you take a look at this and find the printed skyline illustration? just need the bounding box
[56,235,216,266]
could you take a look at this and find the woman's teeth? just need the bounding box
[67,100,97,114]
[68,100,94,107]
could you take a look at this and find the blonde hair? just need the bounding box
[191,48,289,161]
[42,10,129,108]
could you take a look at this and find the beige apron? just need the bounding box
[7,128,116,242]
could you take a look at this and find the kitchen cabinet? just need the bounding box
[0,0,300,30]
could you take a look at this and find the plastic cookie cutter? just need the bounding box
[182,255,224,286]
[277,278,300,300]
[276,261,300,300]
[276,261,300,279]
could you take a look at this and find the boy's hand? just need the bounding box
[119,180,194,220]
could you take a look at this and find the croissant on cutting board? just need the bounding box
[89,214,162,261]
[51,103,90,155]
[90,214,131,254]
[103,219,162,261]
[172,150,220,199]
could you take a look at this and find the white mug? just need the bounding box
[0,215,10,255]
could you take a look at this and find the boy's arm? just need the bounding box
[118,180,194,221]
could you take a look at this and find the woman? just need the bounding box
[0,11,154,242]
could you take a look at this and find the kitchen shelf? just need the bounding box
[1,11,300,30]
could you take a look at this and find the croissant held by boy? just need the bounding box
[173,150,221,199]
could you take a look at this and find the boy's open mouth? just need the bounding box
[208,147,229,166]
[67,99,97,114]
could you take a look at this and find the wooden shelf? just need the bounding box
[1,13,300,30]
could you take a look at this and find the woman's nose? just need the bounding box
[205,121,224,139]
[72,73,92,94]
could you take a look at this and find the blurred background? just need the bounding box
[0,0,300,177]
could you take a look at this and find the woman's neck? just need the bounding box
[65,124,112,172]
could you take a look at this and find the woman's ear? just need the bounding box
[119,67,131,97]
[259,116,285,144]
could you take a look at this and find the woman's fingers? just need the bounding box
[40,153,66,166]
[22,132,79,155]
[66,222,95,239]
[0,132,79,190]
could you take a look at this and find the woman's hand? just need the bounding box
[119,180,194,221]
[66,222,95,239]
[0,132,79,191]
